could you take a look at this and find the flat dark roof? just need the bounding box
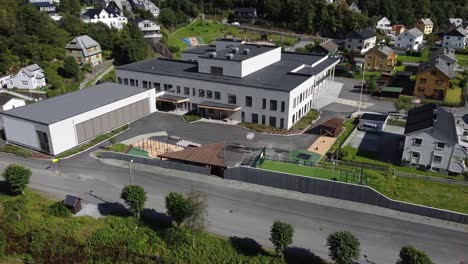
[198,44,277,62]
[1,83,148,125]
[360,113,388,122]
[117,53,338,92]
[182,45,216,55]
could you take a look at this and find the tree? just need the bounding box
[165,192,193,227]
[185,190,207,232]
[2,164,31,195]
[396,245,433,264]
[269,221,294,259]
[327,231,361,264]
[61,56,80,80]
[367,78,377,94]
[120,185,147,219]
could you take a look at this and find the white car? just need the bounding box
[232,22,240,26]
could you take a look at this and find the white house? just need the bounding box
[395,28,424,51]
[442,28,468,50]
[0,95,26,111]
[4,64,46,90]
[376,17,391,31]
[349,2,361,13]
[136,19,162,39]
[82,8,128,29]
[0,83,156,155]
[132,0,160,17]
[116,39,340,130]
[344,30,377,54]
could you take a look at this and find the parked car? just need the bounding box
[232,22,240,26]
[357,122,380,133]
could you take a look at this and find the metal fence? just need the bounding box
[100,151,211,175]
[224,167,468,224]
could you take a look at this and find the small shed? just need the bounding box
[359,113,389,132]
[375,87,403,98]
[63,195,82,214]
[318,118,344,137]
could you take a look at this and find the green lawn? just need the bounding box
[456,53,468,66]
[128,147,149,157]
[105,143,129,153]
[259,160,362,184]
[445,87,463,104]
[352,71,382,80]
[396,48,430,63]
[393,65,406,73]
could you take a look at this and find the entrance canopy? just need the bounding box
[156,94,190,104]
[158,142,226,167]
[319,118,344,137]
[198,101,241,112]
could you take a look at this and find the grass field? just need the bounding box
[456,53,468,66]
[397,48,430,63]
[259,160,362,184]
[352,71,382,80]
[445,87,463,104]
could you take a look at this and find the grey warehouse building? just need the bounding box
[116,39,340,130]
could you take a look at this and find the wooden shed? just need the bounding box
[318,118,344,138]
[63,195,82,214]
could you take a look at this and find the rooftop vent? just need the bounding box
[226,53,234,60]
[232,47,239,53]
[243,48,250,55]
[209,52,217,58]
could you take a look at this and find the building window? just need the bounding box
[262,99,266,109]
[431,70,437,76]
[411,152,420,158]
[433,155,442,163]
[436,142,445,149]
[199,89,205,97]
[280,118,284,129]
[262,115,266,125]
[124,78,128,85]
[142,81,148,88]
[206,90,213,98]
[252,113,258,124]
[135,80,139,87]
[281,101,285,112]
[413,138,423,146]
[270,100,277,111]
[192,88,196,96]
[117,77,122,84]
[245,96,252,107]
[215,91,221,100]
[420,78,427,84]
[176,86,181,93]
[418,87,425,92]
[292,115,295,123]
[210,66,223,75]
[184,87,190,95]
[130,79,135,86]
[269,116,277,127]
[164,84,172,91]
[228,94,237,104]
[293,98,296,108]
[241,111,245,122]
[154,82,160,91]
[435,80,443,85]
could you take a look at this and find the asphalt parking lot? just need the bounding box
[346,125,404,164]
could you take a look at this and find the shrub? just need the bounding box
[327,231,360,264]
[163,227,192,247]
[120,185,147,219]
[82,63,93,73]
[0,144,33,158]
[269,221,294,259]
[2,164,32,195]
[0,230,5,257]
[49,201,72,218]
[396,245,433,264]
[165,192,193,227]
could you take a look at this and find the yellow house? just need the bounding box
[416,18,434,35]
[65,35,103,66]
[364,45,397,72]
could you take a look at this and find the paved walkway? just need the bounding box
[311,81,343,109]
[120,131,168,145]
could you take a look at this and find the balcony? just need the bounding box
[453,145,468,159]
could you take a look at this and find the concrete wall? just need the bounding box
[2,116,51,151]
[100,151,211,175]
[197,57,242,77]
[224,166,468,224]
[240,47,281,77]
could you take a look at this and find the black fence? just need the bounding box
[100,151,211,175]
[224,167,468,224]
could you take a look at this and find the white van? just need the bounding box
[357,122,380,133]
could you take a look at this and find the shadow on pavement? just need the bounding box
[141,208,173,228]
[97,202,129,217]
[230,236,269,257]
[284,247,325,264]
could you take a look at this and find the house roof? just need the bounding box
[31,2,55,8]
[84,8,120,18]
[20,64,43,78]
[65,35,102,57]
[0,95,14,106]
[360,113,388,122]
[404,104,458,143]
[117,52,339,92]
[319,40,338,52]
[418,57,456,79]
[419,18,433,25]
[158,142,226,167]
[400,27,423,38]
[1,83,148,125]
[198,44,277,62]
[429,47,456,64]
[368,45,394,56]
[449,18,463,24]
[348,29,376,40]
[377,17,390,23]
[234,7,256,13]
[63,195,81,207]
[445,27,468,37]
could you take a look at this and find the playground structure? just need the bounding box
[307,136,337,157]
[134,138,183,158]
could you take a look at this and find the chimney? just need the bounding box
[243,48,250,55]
[226,53,234,60]
[232,47,239,53]
[209,52,217,58]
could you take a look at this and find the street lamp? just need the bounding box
[358,61,366,113]
[129,159,134,185]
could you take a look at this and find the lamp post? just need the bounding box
[358,61,366,113]
[129,159,134,185]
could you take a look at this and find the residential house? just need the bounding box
[442,28,468,50]
[4,64,46,90]
[97,0,131,14]
[395,27,424,51]
[348,2,361,13]
[344,29,377,54]
[0,95,26,111]
[136,19,162,40]
[309,40,338,57]
[392,25,406,36]
[31,1,61,21]
[130,0,160,17]
[416,18,434,35]
[413,48,457,99]
[364,45,397,72]
[82,8,128,30]
[448,18,467,31]
[233,8,257,20]
[376,17,392,31]
[402,104,467,174]
[65,35,103,66]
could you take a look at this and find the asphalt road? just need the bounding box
[1,153,467,264]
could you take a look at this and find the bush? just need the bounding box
[2,164,32,195]
[396,245,433,264]
[163,227,192,247]
[0,144,33,158]
[82,63,93,73]
[327,231,360,264]
[165,192,193,227]
[49,201,72,218]
[0,230,5,257]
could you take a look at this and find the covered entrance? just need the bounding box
[198,101,241,121]
[156,94,190,111]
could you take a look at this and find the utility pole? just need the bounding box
[358,62,366,113]
[129,159,134,185]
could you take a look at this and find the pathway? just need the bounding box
[79,60,114,89]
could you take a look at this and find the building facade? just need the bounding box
[415,18,434,35]
[65,35,103,66]
[82,8,128,29]
[136,19,162,39]
[0,95,26,111]
[376,17,391,31]
[344,30,377,54]
[442,28,468,50]
[364,45,397,72]
[4,64,46,90]
[395,28,424,51]
[116,41,339,130]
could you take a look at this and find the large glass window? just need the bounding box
[206,90,213,98]
[210,66,223,75]
[142,81,148,88]
[215,91,221,100]
[270,100,277,111]
[281,101,285,112]
[154,82,160,91]
[199,89,205,97]
[245,96,252,107]
[184,87,189,95]
[269,116,277,127]
[262,99,266,109]
[176,86,181,93]
[252,113,258,123]
[228,94,237,104]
